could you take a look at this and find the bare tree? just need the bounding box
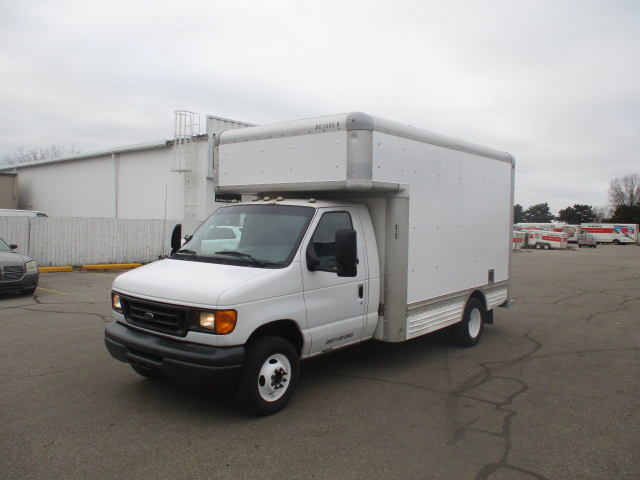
[592,205,612,222]
[608,174,640,207]
[1,145,81,166]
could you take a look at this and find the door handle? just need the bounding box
[358,285,364,299]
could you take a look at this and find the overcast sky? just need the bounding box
[1,0,638,214]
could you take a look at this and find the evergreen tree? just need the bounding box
[523,203,554,222]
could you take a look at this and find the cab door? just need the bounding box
[301,208,368,356]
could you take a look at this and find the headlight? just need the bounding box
[197,310,237,334]
[25,260,38,274]
[112,293,122,310]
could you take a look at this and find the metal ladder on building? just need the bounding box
[172,110,200,222]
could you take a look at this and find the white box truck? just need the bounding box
[105,112,515,415]
[579,223,639,245]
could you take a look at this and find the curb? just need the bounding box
[39,264,142,273]
[39,266,74,273]
[82,264,142,270]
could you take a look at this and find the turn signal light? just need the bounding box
[197,310,237,334]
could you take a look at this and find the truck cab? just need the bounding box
[106,198,380,415]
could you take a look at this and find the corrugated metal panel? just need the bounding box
[0,217,30,251]
[0,217,201,267]
[206,115,255,134]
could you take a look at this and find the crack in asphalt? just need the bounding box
[313,329,636,480]
[8,301,113,324]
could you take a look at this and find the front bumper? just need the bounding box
[0,272,39,293]
[104,321,245,389]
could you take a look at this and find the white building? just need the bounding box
[0,113,251,221]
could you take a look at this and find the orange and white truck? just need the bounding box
[516,223,579,242]
[579,224,639,245]
[523,230,568,250]
[512,231,525,250]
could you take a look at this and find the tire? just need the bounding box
[613,240,620,245]
[131,364,163,380]
[535,243,542,249]
[543,244,550,250]
[235,336,299,416]
[452,297,485,348]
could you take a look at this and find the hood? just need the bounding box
[0,251,31,265]
[112,258,301,308]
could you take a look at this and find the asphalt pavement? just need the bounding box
[1,246,638,480]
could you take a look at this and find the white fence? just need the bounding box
[0,217,201,267]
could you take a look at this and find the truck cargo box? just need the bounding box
[214,112,515,342]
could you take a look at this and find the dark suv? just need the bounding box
[0,237,39,295]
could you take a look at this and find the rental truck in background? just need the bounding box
[105,112,515,415]
[516,223,578,242]
[579,223,638,245]
[522,230,568,250]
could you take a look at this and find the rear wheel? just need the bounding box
[613,239,620,245]
[235,336,299,416]
[452,297,485,348]
[535,243,542,249]
[543,244,550,250]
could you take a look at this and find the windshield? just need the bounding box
[0,238,12,252]
[172,204,315,268]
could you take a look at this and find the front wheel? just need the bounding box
[452,298,485,348]
[613,239,620,245]
[235,336,299,416]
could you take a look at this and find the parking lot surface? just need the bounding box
[1,246,639,480]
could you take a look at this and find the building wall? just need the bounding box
[116,147,189,220]
[0,141,208,220]
[15,155,116,216]
[0,174,18,209]
[0,114,252,221]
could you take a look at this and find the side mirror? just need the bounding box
[170,224,182,256]
[335,229,357,277]
[10,244,18,250]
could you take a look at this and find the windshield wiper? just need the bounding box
[176,249,200,259]
[215,250,267,267]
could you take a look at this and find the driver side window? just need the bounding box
[310,212,353,271]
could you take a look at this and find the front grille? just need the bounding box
[121,296,190,337]
[3,266,24,281]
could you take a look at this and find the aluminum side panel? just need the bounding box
[378,196,410,342]
[371,131,512,304]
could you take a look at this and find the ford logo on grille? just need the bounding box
[143,312,155,320]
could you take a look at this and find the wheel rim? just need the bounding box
[257,353,291,402]
[468,308,482,338]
